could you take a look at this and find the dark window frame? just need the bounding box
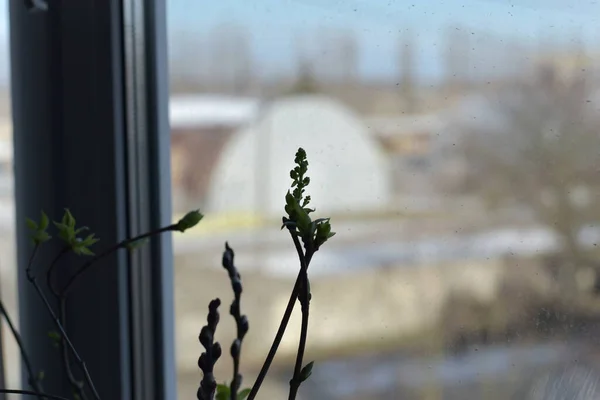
[9,0,174,399]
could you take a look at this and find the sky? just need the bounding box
[168,0,600,83]
[0,1,599,85]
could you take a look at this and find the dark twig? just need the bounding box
[288,233,313,400]
[17,212,199,400]
[58,297,88,400]
[0,299,45,399]
[60,224,177,295]
[46,247,69,297]
[26,267,100,400]
[222,243,249,400]
[197,299,223,400]
[247,250,314,400]
[54,223,178,396]
[0,389,68,400]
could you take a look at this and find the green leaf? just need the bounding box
[73,246,95,256]
[238,388,251,400]
[26,218,37,231]
[216,383,230,400]
[61,209,76,228]
[299,361,314,382]
[39,211,49,230]
[285,191,295,207]
[281,220,297,231]
[48,331,61,348]
[47,331,61,340]
[74,226,89,236]
[54,222,74,243]
[32,231,52,245]
[176,209,204,232]
[289,195,311,233]
[53,222,68,231]
[296,211,311,236]
[80,233,99,247]
[26,211,54,244]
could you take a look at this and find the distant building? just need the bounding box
[169,95,260,212]
[366,113,467,195]
[205,95,392,219]
[532,51,599,83]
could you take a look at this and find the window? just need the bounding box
[167,1,600,399]
[0,0,18,394]
[5,1,600,400]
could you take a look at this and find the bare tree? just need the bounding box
[289,59,320,95]
[208,23,255,94]
[443,25,471,93]
[310,27,359,85]
[338,29,359,86]
[398,29,417,112]
[461,63,600,292]
[169,31,208,93]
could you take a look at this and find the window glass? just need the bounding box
[0,0,19,391]
[167,1,600,398]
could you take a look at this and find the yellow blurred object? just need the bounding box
[172,211,266,235]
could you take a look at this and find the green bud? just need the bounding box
[26,211,53,244]
[176,209,204,232]
[299,361,314,382]
[32,231,52,245]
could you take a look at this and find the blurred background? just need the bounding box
[4,0,600,399]
[166,1,600,398]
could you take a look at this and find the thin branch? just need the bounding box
[46,247,69,297]
[25,244,40,277]
[26,275,100,400]
[0,299,45,400]
[0,389,70,400]
[58,297,88,400]
[60,224,176,295]
[247,240,314,400]
[288,233,312,400]
[43,246,87,399]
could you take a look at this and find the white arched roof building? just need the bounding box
[205,95,391,219]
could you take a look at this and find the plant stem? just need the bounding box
[58,297,88,400]
[60,224,176,295]
[46,247,69,297]
[247,237,314,400]
[231,355,241,400]
[288,234,312,400]
[27,274,100,400]
[0,389,71,400]
[42,246,88,399]
[25,244,40,277]
[0,299,46,400]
